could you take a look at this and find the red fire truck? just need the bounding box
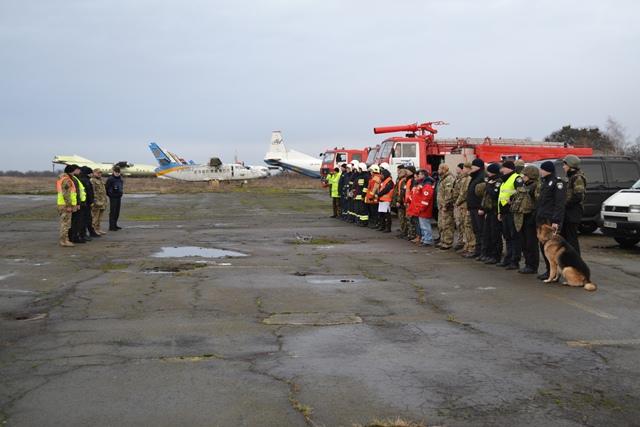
[372,121,593,179]
[320,147,370,178]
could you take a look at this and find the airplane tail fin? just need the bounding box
[148,142,176,169]
[264,131,287,162]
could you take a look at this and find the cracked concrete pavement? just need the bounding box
[1,190,640,426]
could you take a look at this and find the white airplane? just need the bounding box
[148,143,268,182]
[263,131,322,178]
[52,154,157,177]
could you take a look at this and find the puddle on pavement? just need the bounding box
[305,276,361,285]
[127,224,160,229]
[151,246,247,259]
[263,312,363,326]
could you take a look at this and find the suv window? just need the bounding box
[608,161,639,188]
[581,161,605,188]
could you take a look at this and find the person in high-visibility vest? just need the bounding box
[377,168,395,233]
[497,160,521,269]
[326,167,342,218]
[56,165,80,247]
[365,164,382,229]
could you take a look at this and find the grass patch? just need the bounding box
[295,237,345,245]
[100,262,128,271]
[288,382,313,423]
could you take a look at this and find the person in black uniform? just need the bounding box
[67,165,85,243]
[338,163,349,220]
[354,163,369,227]
[78,166,100,239]
[479,163,502,264]
[535,161,566,280]
[106,166,124,231]
[466,158,486,259]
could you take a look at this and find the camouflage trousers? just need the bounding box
[437,207,455,247]
[453,205,465,246]
[58,207,72,241]
[398,207,407,235]
[406,215,418,239]
[91,205,105,232]
[460,207,476,252]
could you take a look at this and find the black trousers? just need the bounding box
[82,204,94,235]
[469,208,484,255]
[340,196,348,217]
[482,211,502,259]
[561,221,580,254]
[109,197,121,229]
[70,208,83,241]
[520,213,539,270]
[501,211,521,265]
[368,204,378,226]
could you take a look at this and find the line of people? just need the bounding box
[56,164,125,247]
[325,155,586,281]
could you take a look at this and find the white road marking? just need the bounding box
[544,293,617,319]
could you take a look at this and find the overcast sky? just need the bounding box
[1,0,638,170]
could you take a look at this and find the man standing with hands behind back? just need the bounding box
[106,166,124,231]
[535,161,566,281]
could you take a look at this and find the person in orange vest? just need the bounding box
[56,165,80,247]
[407,169,435,246]
[403,166,418,240]
[365,164,382,229]
[376,167,395,233]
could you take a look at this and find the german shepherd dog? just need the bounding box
[537,224,597,291]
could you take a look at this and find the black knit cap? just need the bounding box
[502,160,515,171]
[64,164,79,173]
[472,158,484,169]
[540,161,555,173]
[487,163,500,174]
[406,166,416,174]
[80,166,93,175]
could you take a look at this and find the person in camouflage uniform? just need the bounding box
[393,166,408,237]
[479,163,503,263]
[561,155,587,254]
[436,163,456,250]
[452,163,465,250]
[56,164,79,247]
[456,162,475,255]
[514,159,525,174]
[511,165,541,274]
[90,168,108,235]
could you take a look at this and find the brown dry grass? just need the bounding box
[0,174,322,195]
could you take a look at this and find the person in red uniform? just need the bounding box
[407,169,435,246]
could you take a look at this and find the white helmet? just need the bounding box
[350,160,360,167]
[358,163,367,171]
[370,164,380,173]
[380,162,390,170]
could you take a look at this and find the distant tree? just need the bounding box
[545,123,620,153]
[624,136,640,161]
[605,116,628,154]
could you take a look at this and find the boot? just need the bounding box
[383,216,392,233]
[59,239,75,247]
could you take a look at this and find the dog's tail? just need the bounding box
[584,282,597,292]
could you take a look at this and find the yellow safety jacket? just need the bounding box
[56,175,78,206]
[327,172,341,198]
[498,172,519,212]
[72,176,87,203]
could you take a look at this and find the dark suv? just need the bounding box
[533,156,640,233]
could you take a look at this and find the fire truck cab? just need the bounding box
[372,122,593,180]
[320,147,369,178]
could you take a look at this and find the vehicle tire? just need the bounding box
[614,237,640,249]
[578,222,598,234]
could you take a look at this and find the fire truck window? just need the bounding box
[352,154,362,161]
[608,161,639,188]
[336,153,347,163]
[402,143,417,158]
[379,142,393,159]
[366,149,378,164]
[580,161,604,188]
[322,152,335,163]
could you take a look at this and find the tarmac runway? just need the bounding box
[1,191,639,426]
